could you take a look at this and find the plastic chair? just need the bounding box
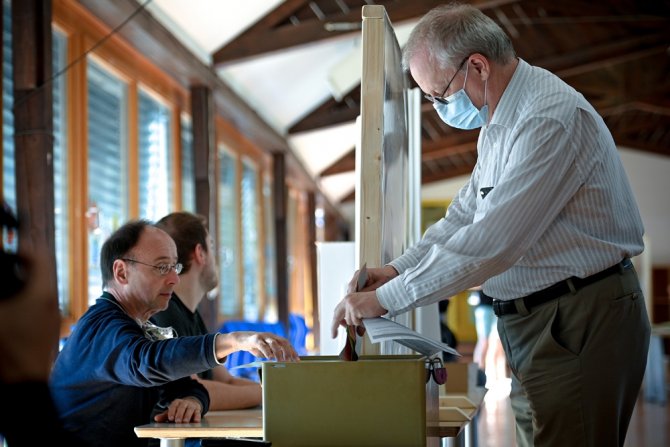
[218,314,310,380]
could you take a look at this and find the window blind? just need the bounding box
[138,89,173,221]
[218,148,239,317]
[2,0,16,235]
[87,59,128,305]
[241,159,259,320]
[53,30,69,312]
[180,116,195,212]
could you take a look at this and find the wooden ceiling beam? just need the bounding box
[213,0,519,65]
[421,163,477,185]
[610,134,670,157]
[319,147,355,176]
[289,87,359,134]
[422,141,477,161]
[535,35,669,77]
[601,101,670,118]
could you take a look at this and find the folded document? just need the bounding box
[363,316,460,357]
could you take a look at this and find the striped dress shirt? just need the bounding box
[377,59,644,316]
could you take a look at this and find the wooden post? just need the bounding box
[273,153,289,332]
[12,0,57,287]
[190,85,217,330]
[307,191,319,349]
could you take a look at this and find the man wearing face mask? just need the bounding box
[331,3,649,447]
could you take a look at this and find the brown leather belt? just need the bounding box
[486,258,632,317]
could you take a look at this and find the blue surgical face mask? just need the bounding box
[433,64,488,130]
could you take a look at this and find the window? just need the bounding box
[138,89,173,221]
[241,158,259,320]
[263,173,277,320]
[180,116,195,212]
[87,59,128,304]
[53,29,69,312]
[218,147,238,317]
[2,0,16,234]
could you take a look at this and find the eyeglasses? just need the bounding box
[120,258,183,276]
[424,57,469,105]
[426,357,447,385]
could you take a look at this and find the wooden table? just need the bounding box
[135,408,263,447]
[135,391,486,447]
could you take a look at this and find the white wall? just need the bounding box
[418,148,670,266]
[619,148,670,265]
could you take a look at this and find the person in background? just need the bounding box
[0,205,88,446]
[153,211,262,410]
[50,220,298,447]
[437,299,458,363]
[331,3,649,446]
[467,286,494,386]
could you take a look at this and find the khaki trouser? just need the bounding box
[497,265,650,447]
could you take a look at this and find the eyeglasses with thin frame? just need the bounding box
[120,258,183,276]
[424,57,469,105]
[426,357,447,385]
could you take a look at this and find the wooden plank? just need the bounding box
[191,85,218,329]
[438,406,472,422]
[12,0,57,284]
[439,395,478,409]
[357,4,385,269]
[273,153,289,331]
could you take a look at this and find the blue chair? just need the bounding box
[288,313,309,356]
[218,314,310,381]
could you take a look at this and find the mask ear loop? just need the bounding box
[464,58,489,120]
[463,60,470,88]
[483,78,488,113]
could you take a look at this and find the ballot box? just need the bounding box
[262,355,438,447]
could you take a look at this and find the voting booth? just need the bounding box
[262,6,443,447]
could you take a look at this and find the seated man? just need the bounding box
[50,220,298,447]
[153,211,261,410]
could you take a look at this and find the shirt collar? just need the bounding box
[488,58,531,129]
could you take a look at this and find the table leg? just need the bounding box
[465,413,478,447]
[160,438,185,447]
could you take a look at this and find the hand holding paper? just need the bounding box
[338,263,368,361]
[331,264,388,339]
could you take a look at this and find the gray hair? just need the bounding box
[402,2,516,71]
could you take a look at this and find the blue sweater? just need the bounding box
[50,292,218,447]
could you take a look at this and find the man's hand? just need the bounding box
[154,396,203,423]
[216,332,300,362]
[330,290,388,338]
[346,265,398,294]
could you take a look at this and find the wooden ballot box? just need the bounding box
[261,355,438,447]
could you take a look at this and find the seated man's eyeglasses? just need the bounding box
[120,258,183,276]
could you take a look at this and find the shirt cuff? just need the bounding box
[376,276,411,317]
[389,251,420,274]
[212,333,225,365]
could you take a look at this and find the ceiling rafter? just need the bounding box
[207,0,670,204]
[212,0,520,66]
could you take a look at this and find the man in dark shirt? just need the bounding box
[50,220,297,447]
[153,212,262,410]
